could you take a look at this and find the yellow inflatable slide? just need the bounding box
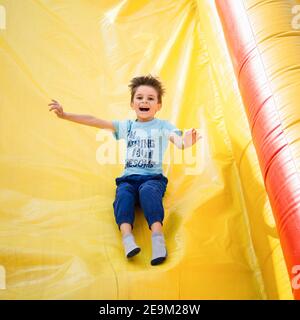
[0,0,299,299]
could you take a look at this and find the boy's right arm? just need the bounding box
[62,112,115,131]
[48,99,115,131]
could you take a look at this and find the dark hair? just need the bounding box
[129,75,165,103]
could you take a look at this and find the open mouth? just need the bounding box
[139,107,150,112]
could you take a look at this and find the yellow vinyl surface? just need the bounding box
[0,0,296,299]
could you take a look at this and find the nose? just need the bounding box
[141,99,149,104]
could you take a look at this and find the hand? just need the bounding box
[183,128,202,148]
[48,99,65,118]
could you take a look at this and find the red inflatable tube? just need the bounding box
[215,0,300,299]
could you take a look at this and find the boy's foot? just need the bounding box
[127,247,141,258]
[151,232,167,266]
[122,233,141,258]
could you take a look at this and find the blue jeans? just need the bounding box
[113,174,168,229]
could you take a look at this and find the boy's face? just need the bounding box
[131,85,161,122]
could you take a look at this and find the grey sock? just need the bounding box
[151,232,167,265]
[122,233,141,258]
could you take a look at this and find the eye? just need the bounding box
[136,96,143,100]
[148,97,154,101]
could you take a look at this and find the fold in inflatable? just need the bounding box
[0,0,299,299]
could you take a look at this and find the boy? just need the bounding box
[49,75,201,265]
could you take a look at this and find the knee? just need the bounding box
[116,183,135,197]
[138,184,156,198]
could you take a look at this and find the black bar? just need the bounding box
[0,300,299,318]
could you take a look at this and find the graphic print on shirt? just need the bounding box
[125,128,161,169]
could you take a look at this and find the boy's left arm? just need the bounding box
[169,129,202,149]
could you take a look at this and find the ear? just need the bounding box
[130,102,134,109]
[157,103,162,111]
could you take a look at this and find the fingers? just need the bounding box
[186,128,201,136]
[185,129,202,144]
[48,105,61,111]
[48,99,60,106]
[49,99,59,105]
[48,99,64,118]
[48,99,63,112]
[193,130,202,140]
[48,102,60,107]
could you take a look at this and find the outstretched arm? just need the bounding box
[48,99,115,131]
[169,128,202,149]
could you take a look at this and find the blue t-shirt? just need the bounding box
[112,118,182,176]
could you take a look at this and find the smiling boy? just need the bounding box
[49,75,201,265]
